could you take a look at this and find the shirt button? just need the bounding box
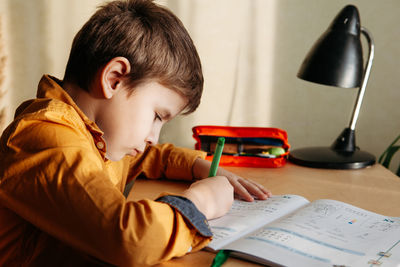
[96,141,105,150]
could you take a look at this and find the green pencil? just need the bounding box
[208,137,228,267]
[208,137,225,177]
[210,249,231,267]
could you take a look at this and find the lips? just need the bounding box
[129,149,143,157]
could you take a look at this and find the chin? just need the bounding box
[105,152,124,162]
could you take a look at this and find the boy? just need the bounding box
[0,0,270,266]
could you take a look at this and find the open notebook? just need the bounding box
[207,195,400,267]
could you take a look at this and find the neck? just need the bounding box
[62,80,99,122]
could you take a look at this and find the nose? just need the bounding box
[145,124,161,146]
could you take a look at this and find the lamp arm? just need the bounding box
[348,27,374,130]
[331,27,374,152]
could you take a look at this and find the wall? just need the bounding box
[269,0,400,161]
[1,0,400,170]
[161,0,400,170]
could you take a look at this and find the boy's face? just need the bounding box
[96,81,188,161]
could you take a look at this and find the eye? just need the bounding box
[154,112,162,122]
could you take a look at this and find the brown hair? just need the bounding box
[63,0,203,114]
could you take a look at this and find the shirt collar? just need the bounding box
[37,74,105,140]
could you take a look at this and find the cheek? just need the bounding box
[98,104,130,148]
[124,111,153,143]
[131,118,153,141]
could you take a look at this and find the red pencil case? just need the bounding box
[192,125,290,168]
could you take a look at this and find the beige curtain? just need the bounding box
[2,0,400,163]
[159,0,277,148]
[1,0,102,124]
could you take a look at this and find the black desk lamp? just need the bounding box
[289,5,376,169]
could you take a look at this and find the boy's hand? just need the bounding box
[182,176,234,220]
[216,166,272,202]
[192,158,271,202]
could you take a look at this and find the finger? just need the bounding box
[247,180,272,198]
[238,179,271,200]
[248,181,271,196]
[231,179,254,202]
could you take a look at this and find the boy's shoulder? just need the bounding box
[2,97,90,148]
[14,97,84,130]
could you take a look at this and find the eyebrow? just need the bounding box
[160,110,172,121]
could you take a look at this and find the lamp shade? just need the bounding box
[297,5,363,88]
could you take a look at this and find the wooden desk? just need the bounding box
[130,163,400,266]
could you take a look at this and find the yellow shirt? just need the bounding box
[0,75,210,266]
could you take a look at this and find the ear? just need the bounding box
[100,57,131,99]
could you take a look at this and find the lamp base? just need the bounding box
[289,146,376,169]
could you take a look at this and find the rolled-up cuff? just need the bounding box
[156,195,212,237]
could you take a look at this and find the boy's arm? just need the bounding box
[128,144,271,202]
[126,142,234,217]
[127,143,206,182]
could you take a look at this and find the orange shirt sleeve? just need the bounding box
[127,143,207,182]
